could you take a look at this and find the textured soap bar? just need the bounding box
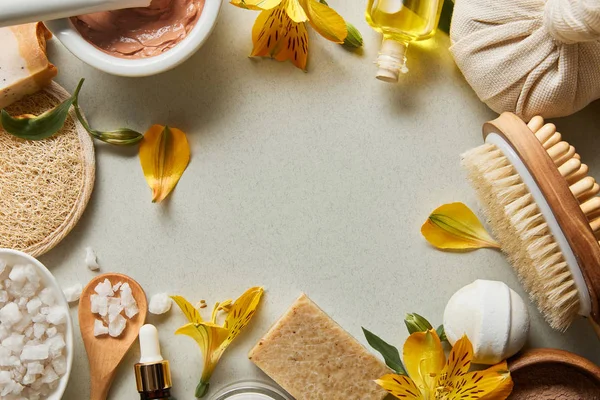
[0,23,57,109]
[249,294,389,400]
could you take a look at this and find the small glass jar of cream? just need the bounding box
[209,381,292,400]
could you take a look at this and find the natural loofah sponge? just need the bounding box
[0,82,95,256]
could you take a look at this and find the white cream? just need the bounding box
[443,280,530,364]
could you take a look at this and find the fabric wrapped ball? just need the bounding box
[450,0,600,119]
[443,280,530,365]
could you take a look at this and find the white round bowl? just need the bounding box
[44,0,222,77]
[0,248,74,400]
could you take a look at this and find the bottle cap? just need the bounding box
[135,324,172,392]
[376,39,408,83]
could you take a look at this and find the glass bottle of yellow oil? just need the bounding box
[366,0,444,82]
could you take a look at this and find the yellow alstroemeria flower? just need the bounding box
[231,0,348,70]
[171,287,264,398]
[376,330,513,400]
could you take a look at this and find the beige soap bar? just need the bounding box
[0,23,57,109]
[249,294,389,400]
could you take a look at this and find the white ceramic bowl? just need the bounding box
[0,249,74,400]
[44,0,222,77]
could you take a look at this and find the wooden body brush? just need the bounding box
[462,112,600,335]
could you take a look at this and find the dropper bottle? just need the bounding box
[365,0,445,82]
[134,324,173,400]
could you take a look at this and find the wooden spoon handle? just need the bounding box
[89,367,117,400]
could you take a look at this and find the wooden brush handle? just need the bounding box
[483,112,600,328]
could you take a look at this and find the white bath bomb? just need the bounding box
[443,280,529,364]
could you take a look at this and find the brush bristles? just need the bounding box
[461,143,579,331]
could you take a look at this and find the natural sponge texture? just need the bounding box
[0,82,95,256]
[249,294,389,400]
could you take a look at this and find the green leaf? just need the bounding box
[342,22,363,49]
[438,0,454,34]
[362,327,406,375]
[72,79,143,146]
[1,95,75,140]
[404,313,433,334]
[436,325,447,342]
[0,78,143,146]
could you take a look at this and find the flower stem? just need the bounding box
[195,380,210,398]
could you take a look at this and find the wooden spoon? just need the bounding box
[79,273,148,400]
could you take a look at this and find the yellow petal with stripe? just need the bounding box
[421,202,500,250]
[171,295,203,323]
[436,334,473,390]
[251,5,309,70]
[375,374,423,400]
[230,0,282,10]
[403,329,445,394]
[221,287,263,350]
[139,125,190,203]
[443,360,513,399]
[376,373,424,399]
[302,0,347,43]
[283,0,308,22]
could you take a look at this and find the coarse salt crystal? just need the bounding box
[33,323,47,339]
[149,293,172,315]
[26,298,42,315]
[108,314,126,338]
[20,344,49,361]
[8,265,28,283]
[85,247,100,271]
[94,279,114,298]
[108,304,123,320]
[26,362,44,375]
[41,365,58,384]
[62,283,82,303]
[45,306,66,325]
[93,319,108,337]
[38,288,55,306]
[90,294,108,316]
[124,303,139,319]
[0,303,22,326]
[46,334,65,359]
[2,334,24,354]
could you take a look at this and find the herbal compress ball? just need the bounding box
[443,280,530,364]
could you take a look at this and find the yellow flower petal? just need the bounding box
[479,361,514,400]
[172,288,264,398]
[436,335,473,391]
[251,5,309,70]
[444,361,513,399]
[403,329,445,394]
[171,295,203,324]
[301,0,347,43]
[283,0,307,22]
[375,374,424,399]
[139,125,190,203]
[230,0,282,10]
[222,287,263,348]
[421,202,500,250]
[174,322,229,396]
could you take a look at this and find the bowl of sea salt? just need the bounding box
[0,248,73,400]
